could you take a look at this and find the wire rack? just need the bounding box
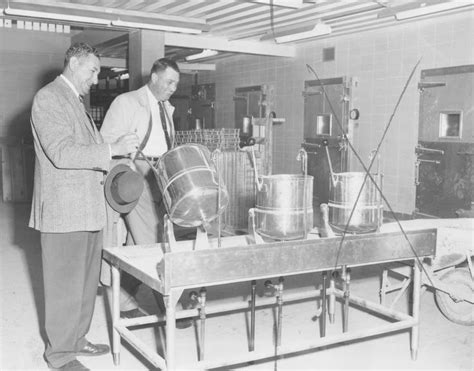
[174,129,240,152]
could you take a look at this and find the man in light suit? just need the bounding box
[30,42,139,371]
[101,58,189,320]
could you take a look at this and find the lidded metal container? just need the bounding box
[328,172,383,234]
[154,144,229,227]
[254,174,313,240]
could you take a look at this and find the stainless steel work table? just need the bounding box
[102,228,436,370]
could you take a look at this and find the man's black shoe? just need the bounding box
[76,342,110,357]
[54,359,90,370]
[120,308,147,319]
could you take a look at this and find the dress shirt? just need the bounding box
[142,86,171,157]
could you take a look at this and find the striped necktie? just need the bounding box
[158,101,172,149]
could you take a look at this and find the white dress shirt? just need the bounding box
[142,86,172,157]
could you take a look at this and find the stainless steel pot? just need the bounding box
[328,172,383,234]
[154,144,229,227]
[255,174,313,240]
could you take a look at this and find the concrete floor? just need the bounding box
[0,202,472,370]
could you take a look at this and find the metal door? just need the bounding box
[302,77,350,217]
[415,65,474,217]
[234,85,266,132]
[188,83,215,130]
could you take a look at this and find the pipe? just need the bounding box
[199,287,207,361]
[342,267,351,333]
[250,280,257,351]
[321,271,327,337]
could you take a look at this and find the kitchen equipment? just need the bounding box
[328,172,383,234]
[154,144,229,227]
[324,142,383,234]
[250,147,313,240]
[254,174,314,240]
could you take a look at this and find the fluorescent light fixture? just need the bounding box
[111,19,202,34]
[185,49,218,61]
[248,0,304,8]
[395,2,472,20]
[4,7,110,25]
[275,22,331,43]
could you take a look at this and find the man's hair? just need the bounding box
[64,42,100,68]
[150,58,180,75]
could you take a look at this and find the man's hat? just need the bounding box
[104,164,144,214]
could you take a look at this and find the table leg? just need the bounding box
[165,289,179,370]
[111,265,121,365]
[411,262,421,360]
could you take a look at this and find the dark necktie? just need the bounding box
[79,95,96,131]
[158,101,172,149]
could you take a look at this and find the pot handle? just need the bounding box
[323,140,337,187]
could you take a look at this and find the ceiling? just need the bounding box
[1,0,473,65]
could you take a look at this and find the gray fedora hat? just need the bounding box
[105,164,144,214]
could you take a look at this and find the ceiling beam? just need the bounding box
[165,33,296,57]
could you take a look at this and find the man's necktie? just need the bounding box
[79,95,96,131]
[158,101,172,149]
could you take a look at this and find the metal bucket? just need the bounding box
[328,172,383,234]
[255,174,313,240]
[154,144,229,227]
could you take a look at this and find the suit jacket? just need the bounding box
[29,76,111,233]
[100,85,175,154]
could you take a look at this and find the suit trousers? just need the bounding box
[121,160,167,310]
[125,159,165,244]
[41,230,103,368]
[121,160,195,312]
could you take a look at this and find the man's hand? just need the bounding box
[110,133,139,156]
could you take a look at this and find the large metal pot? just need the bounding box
[254,174,313,240]
[328,172,383,234]
[154,144,229,227]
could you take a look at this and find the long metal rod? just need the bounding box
[118,288,326,328]
[334,289,412,321]
[197,319,418,370]
[115,325,167,370]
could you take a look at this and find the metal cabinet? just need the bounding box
[415,65,474,217]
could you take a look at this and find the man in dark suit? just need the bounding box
[29,42,139,371]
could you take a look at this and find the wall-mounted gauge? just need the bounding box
[349,108,360,120]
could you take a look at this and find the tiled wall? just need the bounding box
[0,28,70,141]
[194,11,474,214]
